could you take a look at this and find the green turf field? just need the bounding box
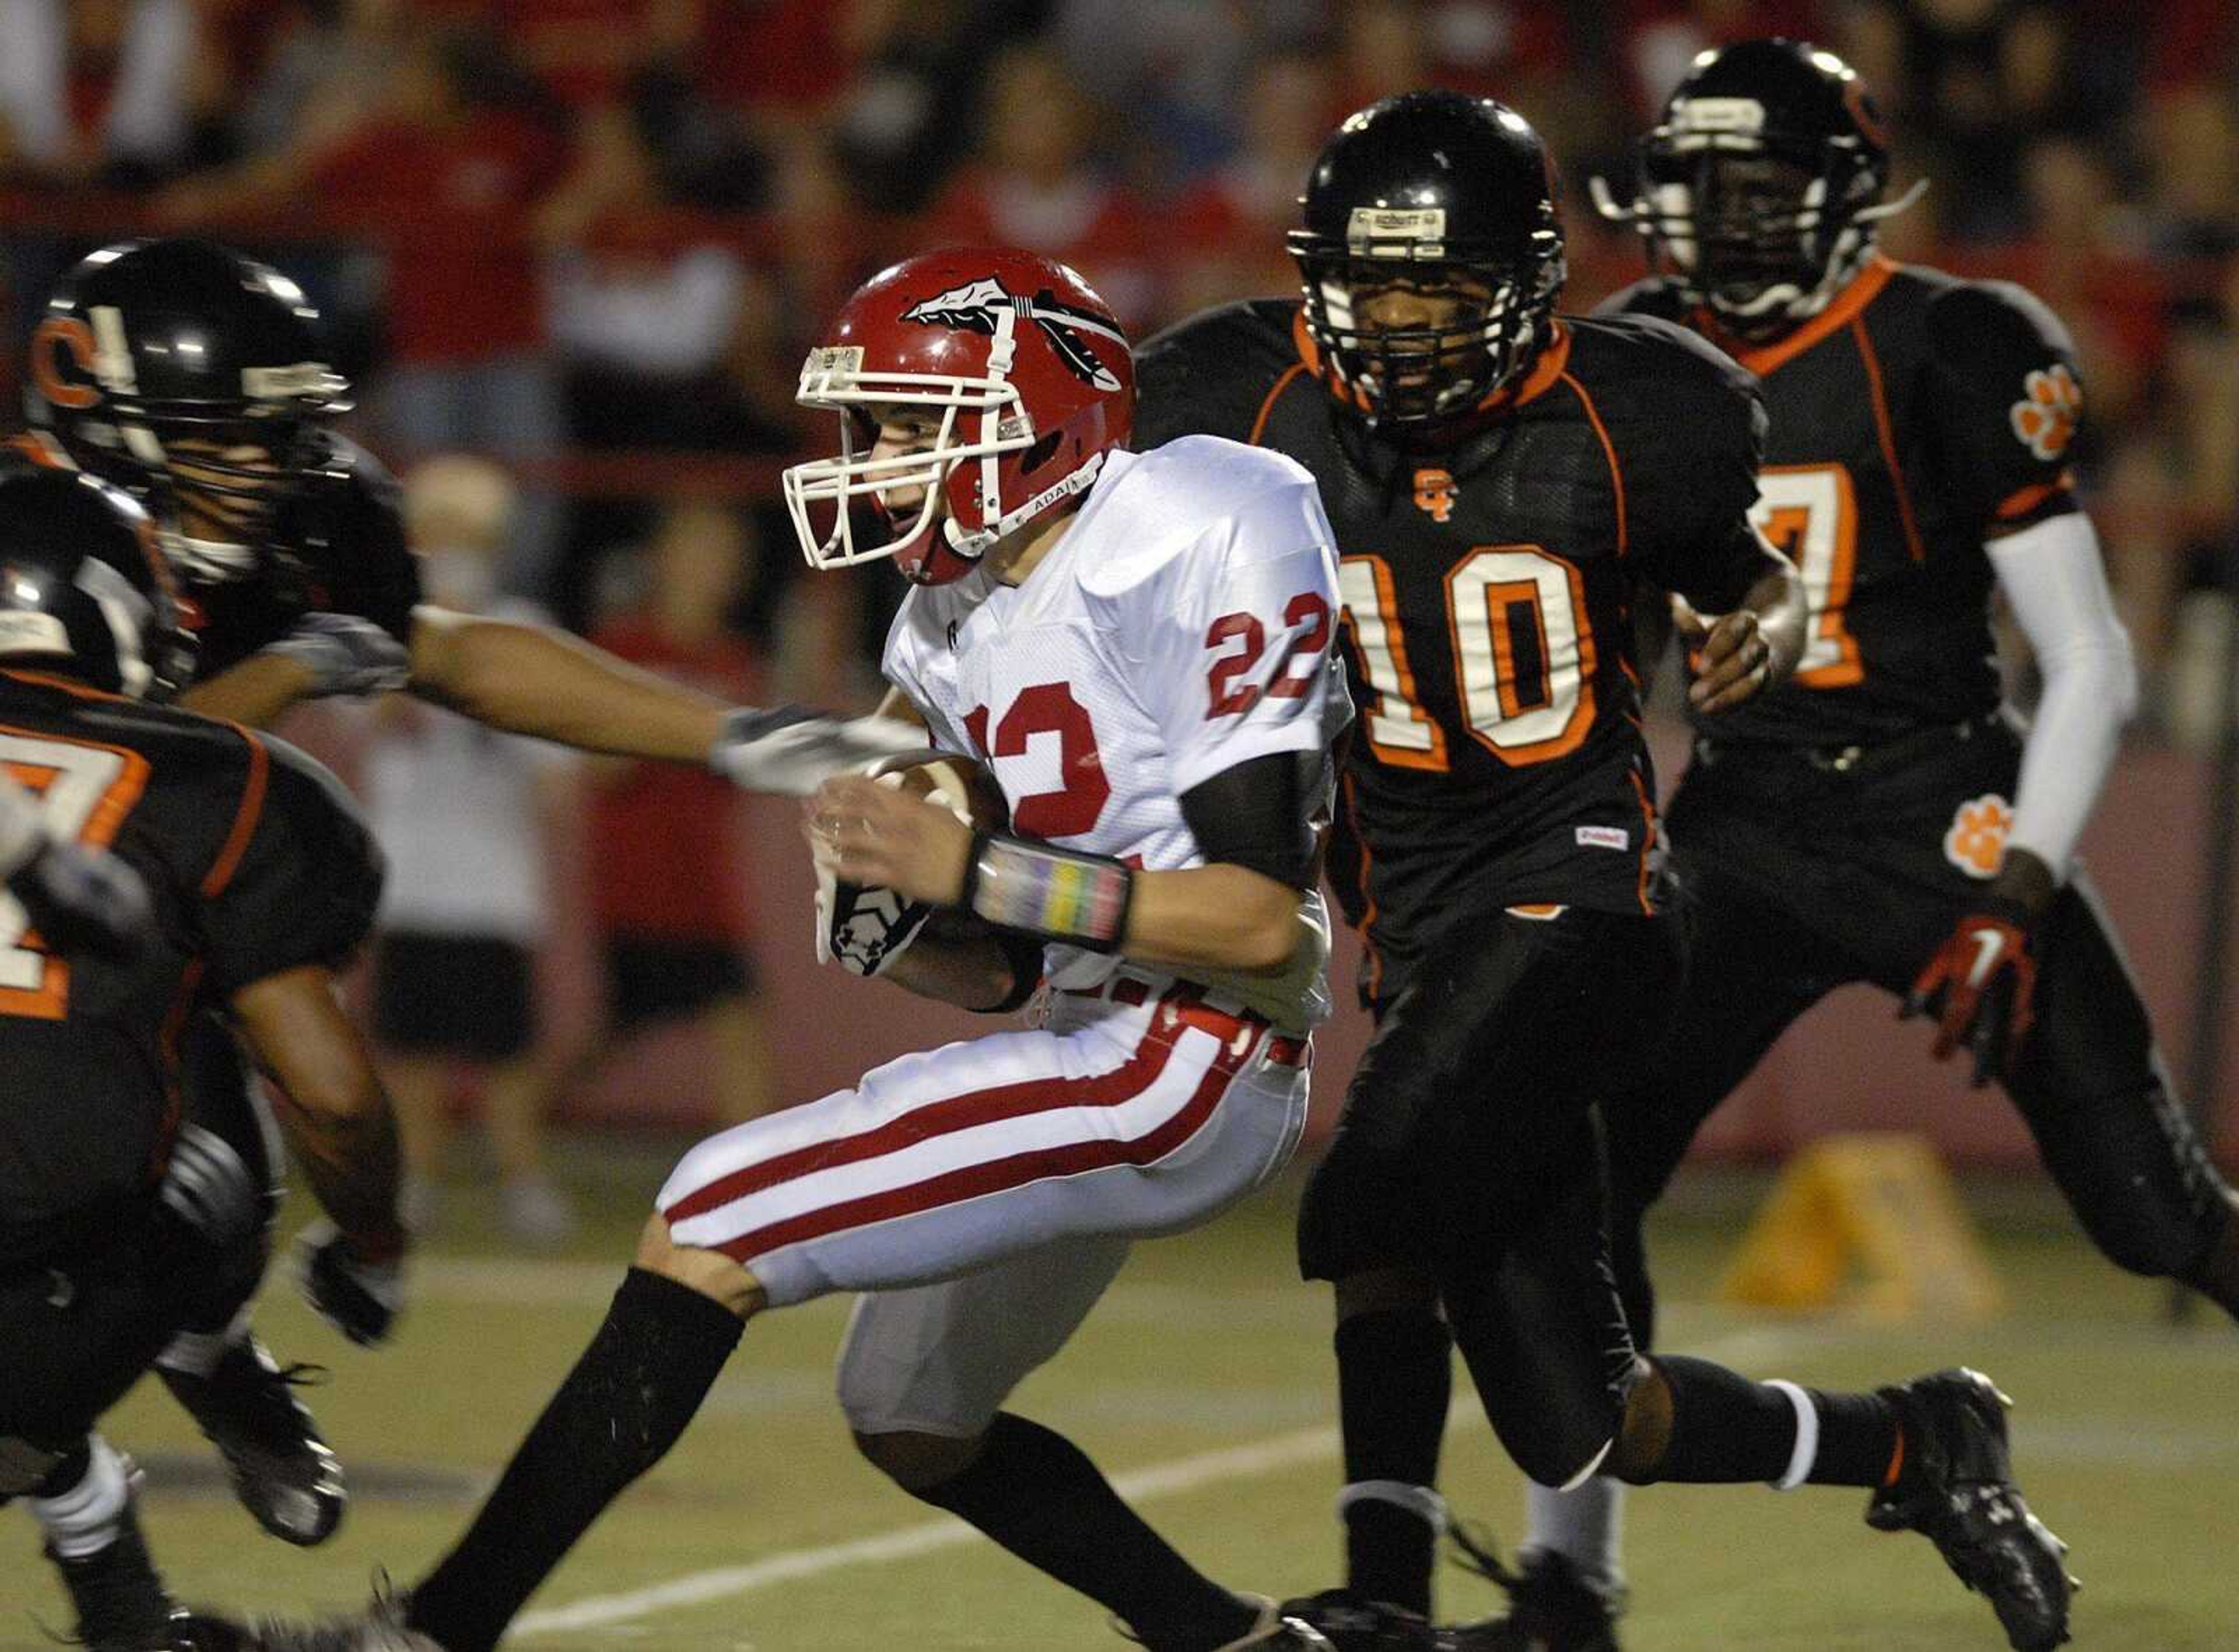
[10,1140,2236,1650]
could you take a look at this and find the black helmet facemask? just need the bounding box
[1294,241,1563,428]
[1589,41,1923,344]
[1288,94,1568,435]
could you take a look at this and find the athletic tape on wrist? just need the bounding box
[963,831,1133,951]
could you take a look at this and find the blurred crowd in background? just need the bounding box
[2,0,2234,1214]
[1,0,2235,731]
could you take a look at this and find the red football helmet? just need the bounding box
[782,247,1135,585]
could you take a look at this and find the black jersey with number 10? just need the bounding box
[1136,299,1771,1003]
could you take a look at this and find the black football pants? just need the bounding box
[1605,719,2234,1347]
[1299,905,1676,1488]
[0,1200,193,1496]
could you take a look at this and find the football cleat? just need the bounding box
[1113,1593,1338,1650]
[1277,1588,1445,1650]
[159,1335,346,1545]
[1866,1368,2075,1650]
[1447,1550,1622,1652]
[43,1460,187,1651]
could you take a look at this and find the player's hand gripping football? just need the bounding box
[806,772,975,909]
[1902,849,2055,1087]
[1680,600,1779,713]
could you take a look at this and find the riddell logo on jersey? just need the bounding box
[1575,825,1630,851]
[1412,468,1456,522]
[2009,364,2081,462]
[1943,794,2013,878]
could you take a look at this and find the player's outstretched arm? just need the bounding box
[230,965,409,1343]
[407,603,731,759]
[407,605,928,790]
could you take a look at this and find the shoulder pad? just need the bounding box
[1923,277,2078,378]
[1135,300,1308,451]
[1078,438,1318,598]
[1564,311,1758,411]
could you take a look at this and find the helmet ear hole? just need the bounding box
[1019,430,1064,475]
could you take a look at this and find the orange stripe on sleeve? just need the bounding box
[1994,473,2075,521]
[1560,372,1629,559]
[201,729,270,899]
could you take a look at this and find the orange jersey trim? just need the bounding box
[1248,361,1310,448]
[1558,369,1628,559]
[1726,255,1899,378]
[1995,472,2075,521]
[1849,314,1926,563]
[1626,764,1658,916]
[1336,765,1384,1003]
[201,730,269,899]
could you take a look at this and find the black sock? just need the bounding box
[1805,1388,1903,1489]
[1335,1307,1450,1615]
[1645,1357,1899,1489]
[912,1413,1255,1652]
[1645,1355,1797,1482]
[408,1270,743,1652]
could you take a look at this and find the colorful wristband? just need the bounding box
[963,831,1134,952]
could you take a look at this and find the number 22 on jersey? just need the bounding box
[0,730,148,1018]
[1337,547,1596,770]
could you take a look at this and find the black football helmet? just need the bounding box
[27,238,351,567]
[0,461,195,700]
[1594,39,1919,342]
[1289,91,1567,431]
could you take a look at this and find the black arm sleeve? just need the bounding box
[1178,750,1317,890]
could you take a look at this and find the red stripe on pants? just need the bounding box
[664,992,1202,1225]
[716,1032,1249,1263]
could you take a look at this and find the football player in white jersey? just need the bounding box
[203,248,1350,1652]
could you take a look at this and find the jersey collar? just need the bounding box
[1708,254,1900,378]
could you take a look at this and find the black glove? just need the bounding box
[1900,894,2040,1087]
[4,835,152,964]
[294,1219,405,1347]
[264,611,412,699]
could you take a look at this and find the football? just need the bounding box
[873,753,1009,832]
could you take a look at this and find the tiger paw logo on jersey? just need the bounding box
[1412,468,1456,522]
[1943,794,2014,879]
[2009,364,2081,462]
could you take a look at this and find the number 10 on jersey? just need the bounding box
[1337,547,1596,771]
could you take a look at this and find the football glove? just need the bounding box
[264,611,413,699]
[0,810,152,964]
[294,1219,405,1347]
[710,706,927,797]
[816,867,935,976]
[1901,896,2040,1087]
